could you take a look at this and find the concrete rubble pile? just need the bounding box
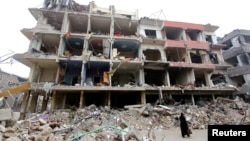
[0,97,249,141]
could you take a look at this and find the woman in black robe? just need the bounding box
[179,113,190,137]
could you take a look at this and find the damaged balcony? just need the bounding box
[32,33,60,55]
[113,17,138,39]
[111,59,142,87]
[165,48,214,70]
[59,36,84,60]
[166,47,187,62]
[139,18,166,45]
[12,33,60,70]
[165,26,185,48]
[143,47,168,70]
[112,40,140,60]
[185,29,209,50]
[29,8,64,32]
[90,15,111,36]
[88,38,111,59]
[165,20,209,50]
[68,13,88,34]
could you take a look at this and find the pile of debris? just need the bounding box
[0,97,249,141]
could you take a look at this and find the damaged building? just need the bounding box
[219,29,250,100]
[11,0,236,118]
[0,71,27,110]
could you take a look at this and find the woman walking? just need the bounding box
[179,113,190,138]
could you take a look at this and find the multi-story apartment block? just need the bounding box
[13,0,236,117]
[219,29,250,97]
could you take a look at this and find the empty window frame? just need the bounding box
[143,49,161,61]
[211,74,226,85]
[144,69,165,86]
[186,29,201,41]
[209,53,219,64]
[64,38,84,56]
[190,50,202,63]
[145,29,156,38]
[166,27,183,40]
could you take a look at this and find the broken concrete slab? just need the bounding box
[0,109,12,121]
[0,96,250,140]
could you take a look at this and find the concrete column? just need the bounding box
[212,94,215,102]
[41,96,49,112]
[109,40,114,87]
[20,91,30,119]
[165,70,170,86]
[81,63,86,85]
[61,12,70,33]
[29,93,39,113]
[28,35,41,52]
[56,66,60,84]
[110,17,114,39]
[245,52,250,64]
[57,35,65,56]
[160,49,167,61]
[141,91,146,104]
[237,55,250,83]
[106,91,111,107]
[50,91,57,111]
[62,93,67,109]
[191,94,195,105]
[139,68,144,86]
[79,91,84,108]
[185,49,192,63]
[204,72,213,87]
[29,63,39,82]
[138,44,143,59]
[85,14,91,45]
[236,55,243,66]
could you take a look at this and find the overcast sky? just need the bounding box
[0,0,249,78]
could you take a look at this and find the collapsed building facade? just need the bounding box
[219,29,250,98]
[12,0,236,118]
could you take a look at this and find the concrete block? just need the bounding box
[0,109,12,121]
[12,112,20,121]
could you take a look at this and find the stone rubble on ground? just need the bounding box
[0,97,249,141]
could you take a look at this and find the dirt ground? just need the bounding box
[138,128,207,141]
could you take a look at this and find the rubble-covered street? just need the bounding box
[0,97,249,141]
